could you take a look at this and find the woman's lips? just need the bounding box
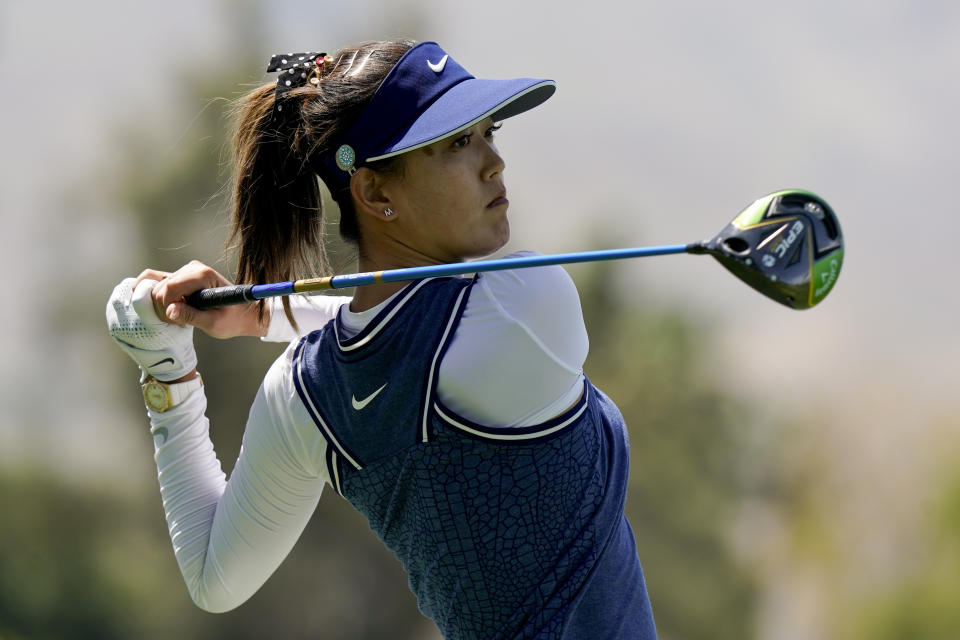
[487,194,509,208]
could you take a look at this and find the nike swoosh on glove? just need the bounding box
[106,278,197,382]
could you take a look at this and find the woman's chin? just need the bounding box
[477,224,510,259]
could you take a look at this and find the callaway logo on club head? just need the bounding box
[427,55,448,73]
[813,257,841,299]
[351,383,388,411]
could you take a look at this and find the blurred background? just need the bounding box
[2,0,959,638]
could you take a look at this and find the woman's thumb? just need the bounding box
[166,301,196,327]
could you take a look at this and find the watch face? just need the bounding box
[144,382,169,412]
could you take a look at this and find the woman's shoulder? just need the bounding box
[467,251,588,362]
[440,251,588,427]
[475,251,581,317]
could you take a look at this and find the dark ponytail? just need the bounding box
[227,40,413,328]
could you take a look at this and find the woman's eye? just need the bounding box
[452,123,501,149]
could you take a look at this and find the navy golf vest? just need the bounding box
[293,276,656,639]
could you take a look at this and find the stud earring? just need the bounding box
[384,208,394,217]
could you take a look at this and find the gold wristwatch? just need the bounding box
[142,374,203,413]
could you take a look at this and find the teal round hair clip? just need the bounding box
[335,144,357,174]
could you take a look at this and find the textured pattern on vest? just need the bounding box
[294,277,656,639]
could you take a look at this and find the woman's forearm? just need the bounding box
[148,361,327,612]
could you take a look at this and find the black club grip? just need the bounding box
[185,284,255,309]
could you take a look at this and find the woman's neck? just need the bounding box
[349,252,435,312]
[349,279,409,312]
[350,236,454,312]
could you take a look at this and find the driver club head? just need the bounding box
[690,190,844,309]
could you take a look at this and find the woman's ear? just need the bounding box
[350,168,395,221]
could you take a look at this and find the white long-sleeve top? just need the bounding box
[147,258,589,612]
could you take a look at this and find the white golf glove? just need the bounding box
[106,278,197,381]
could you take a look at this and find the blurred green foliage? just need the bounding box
[842,461,960,640]
[0,464,433,639]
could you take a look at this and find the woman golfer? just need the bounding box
[107,40,657,639]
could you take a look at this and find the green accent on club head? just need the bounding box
[731,189,828,229]
[732,194,775,228]
[809,247,844,306]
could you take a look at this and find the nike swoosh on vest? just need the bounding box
[351,383,388,410]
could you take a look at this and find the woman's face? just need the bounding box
[380,118,510,263]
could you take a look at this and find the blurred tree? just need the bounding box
[0,465,434,639]
[842,447,960,640]
[0,467,215,639]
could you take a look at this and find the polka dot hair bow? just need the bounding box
[267,52,331,113]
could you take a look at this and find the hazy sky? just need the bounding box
[2,0,958,470]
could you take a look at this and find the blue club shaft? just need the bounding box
[186,244,696,309]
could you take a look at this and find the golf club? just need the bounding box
[185,189,843,311]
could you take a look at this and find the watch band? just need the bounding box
[142,374,203,412]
